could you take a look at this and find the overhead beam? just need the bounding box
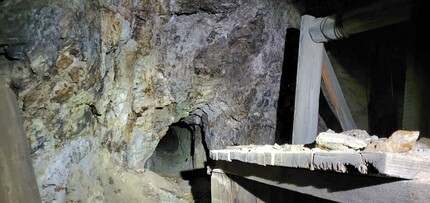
[309,0,412,43]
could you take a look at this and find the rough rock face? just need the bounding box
[1,0,297,201]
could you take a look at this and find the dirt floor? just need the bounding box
[96,156,211,203]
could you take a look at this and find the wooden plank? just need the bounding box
[309,0,412,42]
[230,151,247,163]
[211,169,265,203]
[362,152,430,180]
[321,48,356,131]
[264,151,274,166]
[292,15,324,144]
[0,80,41,203]
[217,150,231,162]
[212,146,314,170]
[209,151,218,160]
[211,147,430,180]
[211,170,234,203]
[212,161,430,203]
[213,149,315,171]
[247,151,265,165]
[211,170,293,202]
[276,152,313,169]
[313,152,363,173]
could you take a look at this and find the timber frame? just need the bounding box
[210,1,428,202]
[211,161,430,203]
[292,0,412,144]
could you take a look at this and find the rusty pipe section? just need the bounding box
[309,0,412,43]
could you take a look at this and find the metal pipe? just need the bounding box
[309,0,412,43]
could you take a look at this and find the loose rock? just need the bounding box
[364,130,419,153]
[316,130,368,151]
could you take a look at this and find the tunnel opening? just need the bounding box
[156,126,181,153]
[147,122,199,176]
[146,120,211,202]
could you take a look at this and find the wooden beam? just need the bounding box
[321,48,356,130]
[292,15,324,144]
[309,0,412,42]
[212,161,430,203]
[211,169,323,202]
[0,80,41,203]
[211,171,269,203]
[210,146,430,180]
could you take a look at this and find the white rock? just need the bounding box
[316,131,368,151]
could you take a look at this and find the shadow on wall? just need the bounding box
[181,169,211,203]
[275,28,300,144]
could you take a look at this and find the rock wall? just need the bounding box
[1,0,298,201]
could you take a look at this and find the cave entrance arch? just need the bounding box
[146,119,211,202]
[146,121,207,177]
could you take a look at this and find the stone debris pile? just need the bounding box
[316,129,421,153]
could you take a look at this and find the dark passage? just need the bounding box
[147,121,211,202]
[147,122,195,176]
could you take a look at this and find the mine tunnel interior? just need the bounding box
[1,0,429,202]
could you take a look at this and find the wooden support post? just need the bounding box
[292,15,324,144]
[309,0,412,42]
[211,170,269,203]
[0,80,41,203]
[321,48,356,130]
